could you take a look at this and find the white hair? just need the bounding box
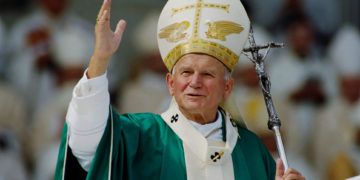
[172,64,231,80]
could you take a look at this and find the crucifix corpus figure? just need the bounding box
[242,27,289,171]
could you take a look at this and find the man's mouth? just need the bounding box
[186,93,203,97]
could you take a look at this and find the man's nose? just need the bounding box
[189,73,202,88]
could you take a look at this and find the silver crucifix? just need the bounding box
[242,26,289,171]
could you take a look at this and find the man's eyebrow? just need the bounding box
[177,65,191,71]
[204,67,220,74]
[207,67,218,72]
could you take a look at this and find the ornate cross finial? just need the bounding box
[241,26,289,171]
[241,26,284,127]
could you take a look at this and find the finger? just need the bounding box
[97,0,111,21]
[275,158,285,178]
[283,173,305,180]
[97,10,110,27]
[97,0,107,20]
[114,19,127,41]
[284,168,302,177]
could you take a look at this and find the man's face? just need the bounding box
[287,21,314,58]
[166,54,233,114]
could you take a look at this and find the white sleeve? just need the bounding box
[66,70,110,171]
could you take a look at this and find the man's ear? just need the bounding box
[223,78,234,99]
[166,73,175,96]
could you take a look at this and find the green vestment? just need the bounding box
[54,106,275,180]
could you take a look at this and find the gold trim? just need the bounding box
[164,38,239,72]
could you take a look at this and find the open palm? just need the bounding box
[93,0,126,61]
[88,0,126,78]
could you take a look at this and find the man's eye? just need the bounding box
[182,71,190,74]
[204,73,214,77]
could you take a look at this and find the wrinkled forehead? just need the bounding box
[174,53,228,72]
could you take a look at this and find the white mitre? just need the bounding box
[157,0,250,73]
[51,26,92,69]
[328,24,360,76]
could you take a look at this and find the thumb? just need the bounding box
[114,19,126,42]
[275,158,284,179]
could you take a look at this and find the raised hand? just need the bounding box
[88,0,126,78]
[275,159,305,180]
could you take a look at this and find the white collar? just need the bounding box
[189,111,223,141]
[161,99,239,161]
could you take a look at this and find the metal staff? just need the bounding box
[242,27,289,171]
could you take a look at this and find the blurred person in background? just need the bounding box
[267,12,332,180]
[116,11,171,114]
[0,15,29,179]
[0,81,27,155]
[0,76,28,180]
[25,27,89,178]
[313,24,360,180]
[5,0,93,176]
[6,0,93,116]
[299,0,341,47]
[272,0,341,48]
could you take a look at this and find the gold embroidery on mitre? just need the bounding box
[205,21,244,41]
[158,21,190,43]
[163,39,239,72]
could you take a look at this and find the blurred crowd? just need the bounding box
[0,0,359,179]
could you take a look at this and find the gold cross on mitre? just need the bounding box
[171,0,230,39]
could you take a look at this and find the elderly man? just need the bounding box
[55,0,304,179]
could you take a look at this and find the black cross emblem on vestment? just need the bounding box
[171,114,179,123]
[210,152,222,162]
